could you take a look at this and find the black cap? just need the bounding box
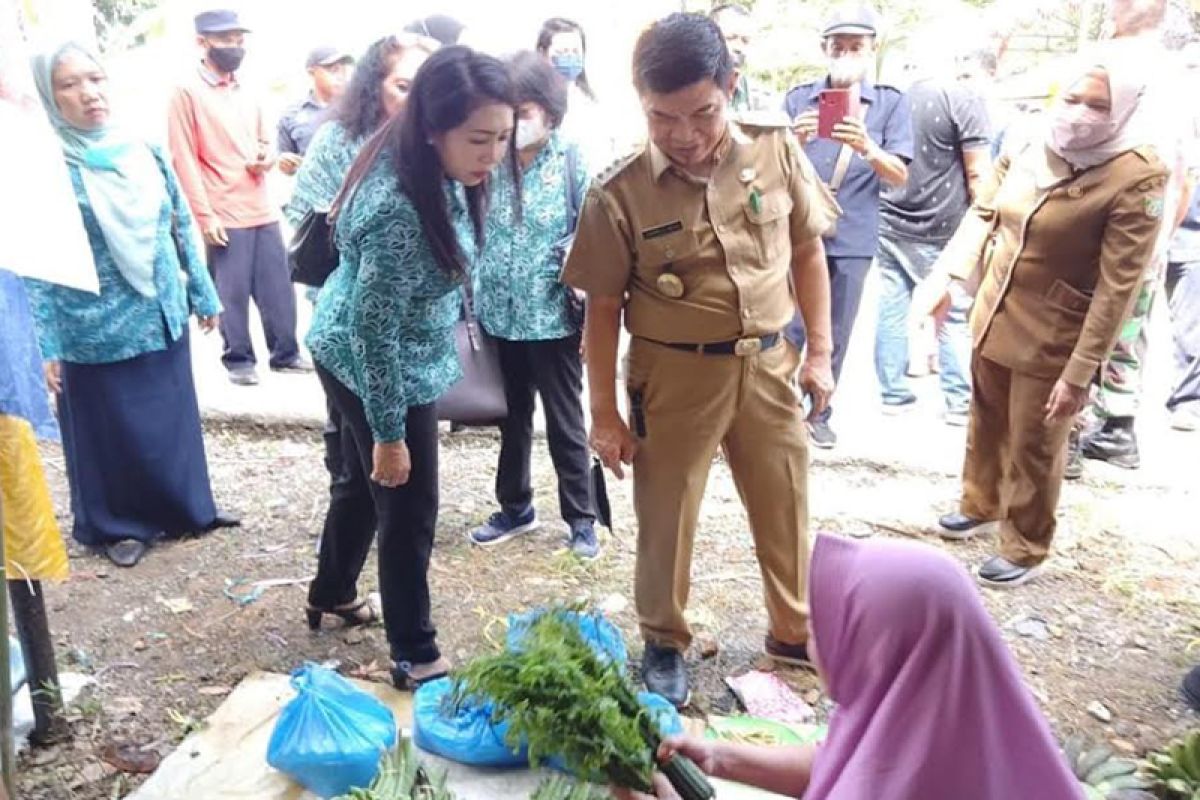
[305,47,353,69]
[822,4,880,38]
[194,9,249,35]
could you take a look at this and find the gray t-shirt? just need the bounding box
[881,78,990,244]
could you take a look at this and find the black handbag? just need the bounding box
[436,284,508,425]
[287,126,391,288]
[288,208,337,287]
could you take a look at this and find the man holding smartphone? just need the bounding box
[783,4,912,448]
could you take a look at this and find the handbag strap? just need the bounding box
[827,105,868,196]
[563,143,582,233]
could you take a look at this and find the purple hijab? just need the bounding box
[805,535,1083,800]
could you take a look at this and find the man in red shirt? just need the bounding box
[168,9,308,385]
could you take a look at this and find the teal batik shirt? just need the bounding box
[25,145,221,364]
[284,120,366,304]
[474,132,587,341]
[306,157,466,444]
[284,120,364,228]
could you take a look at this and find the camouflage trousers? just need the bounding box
[1087,255,1164,422]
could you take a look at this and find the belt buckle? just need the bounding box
[734,337,762,357]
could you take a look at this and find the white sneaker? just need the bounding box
[1170,407,1199,432]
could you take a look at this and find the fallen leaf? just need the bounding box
[99,742,160,774]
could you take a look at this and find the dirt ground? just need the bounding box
[15,420,1200,799]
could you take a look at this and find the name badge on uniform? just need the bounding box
[642,221,684,240]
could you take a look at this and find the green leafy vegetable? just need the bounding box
[450,607,714,800]
[334,737,456,800]
[529,774,613,800]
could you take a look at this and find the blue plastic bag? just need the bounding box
[506,608,627,667]
[412,677,528,767]
[266,664,397,798]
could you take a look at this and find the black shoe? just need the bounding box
[808,419,837,449]
[228,368,259,386]
[977,555,1042,589]
[764,635,811,667]
[271,357,314,374]
[937,512,998,541]
[1183,665,1200,713]
[104,539,147,568]
[641,643,689,709]
[206,511,242,530]
[1064,428,1084,481]
[1081,418,1140,469]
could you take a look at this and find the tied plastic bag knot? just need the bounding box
[266,663,397,798]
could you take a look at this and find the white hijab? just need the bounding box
[1046,41,1153,169]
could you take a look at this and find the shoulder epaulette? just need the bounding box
[595,144,645,187]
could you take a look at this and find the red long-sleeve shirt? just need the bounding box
[166,65,275,230]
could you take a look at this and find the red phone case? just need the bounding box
[818,90,852,139]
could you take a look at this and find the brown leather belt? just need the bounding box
[639,332,781,356]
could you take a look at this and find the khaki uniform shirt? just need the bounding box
[562,123,837,343]
[941,142,1167,387]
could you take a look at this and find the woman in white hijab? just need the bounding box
[913,53,1168,588]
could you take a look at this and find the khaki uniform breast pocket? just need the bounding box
[635,228,702,294]
[744,190,793,263]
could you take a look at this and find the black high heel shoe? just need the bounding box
[305,598,379,631]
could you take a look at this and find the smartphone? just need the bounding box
[818,89,854,139]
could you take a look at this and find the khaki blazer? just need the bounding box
[941,142,1167,387]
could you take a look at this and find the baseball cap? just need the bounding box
[194,9,249,35]
[305,47,353,69]
[822,4,880,38]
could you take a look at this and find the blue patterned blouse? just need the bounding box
[474,132,588,341]
[283,120,364,228]
[25,146,221,365]
[306,157,466,444]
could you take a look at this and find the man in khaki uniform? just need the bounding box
[919,62,1166,588]
[562,12,837,707]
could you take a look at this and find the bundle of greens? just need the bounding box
[333,738,456,800]
[450,608,714,800]
[530,774,616,800]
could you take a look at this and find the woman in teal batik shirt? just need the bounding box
[468,52,597,559]
[305,46,521,690]
[25,43,237,569]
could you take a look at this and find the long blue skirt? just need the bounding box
[57,329,218,546]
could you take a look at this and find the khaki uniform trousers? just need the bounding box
[625,337,810,652]
[959,354,1074,567]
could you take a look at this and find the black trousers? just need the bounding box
[782,255,873,423]
[207,222,299,371]
[495,334,593,525]
[309,364,440,665]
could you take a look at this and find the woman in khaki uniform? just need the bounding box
[916,56,1166,588]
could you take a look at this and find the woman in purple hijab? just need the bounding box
[615,534,1083,799]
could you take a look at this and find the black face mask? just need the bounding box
[208,46,245,73]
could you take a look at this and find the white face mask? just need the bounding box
[829,54,870,88]
[515,116,549,150]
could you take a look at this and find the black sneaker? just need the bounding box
[467,508,539,547]
[1182,664,1200,713]
[764,635,811,667]
[104,539,147,568]
[977,555,1042,589]
[568,521,600,560]
[1064,428,1084,481]
[937,512,998,541]
[641,643,689,709]
[808,419,837,449]
[1081,417,1140,469]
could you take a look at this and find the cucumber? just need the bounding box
[661,753,716,800]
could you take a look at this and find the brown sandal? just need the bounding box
[305,598,379,631]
